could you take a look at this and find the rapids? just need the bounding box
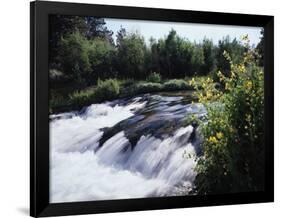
[50,92,205,203]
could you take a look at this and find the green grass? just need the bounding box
[163,79,192,91]
[50,78,195,114]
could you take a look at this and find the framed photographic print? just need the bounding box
[30,1,274,217]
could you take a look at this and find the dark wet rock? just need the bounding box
[98,92,205,150]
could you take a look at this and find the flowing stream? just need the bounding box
[50,92,206,203]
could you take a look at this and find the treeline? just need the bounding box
[49,15,262,88]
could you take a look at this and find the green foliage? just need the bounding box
[122,79,192,97]
[67,79,120,110]
[58,32,91,84]
[49,15,88,66]
[190,36,264,194]
[84,16,113,42]
[117,31,146,79]
[68,79,120,109]
[56,32,117,86]
[149,30,206,78]
[50,77,196,113]
[94,79,120,102]
[147,72,162,83]
[135,82,163,94]
[49,15,113,66]
[163,79,191,91]
[215,36,245,76]
[120,79,193,97]
[50,16,249,88]
[69,89,96,108]
[201,39,216,74]
[87,38,116,81]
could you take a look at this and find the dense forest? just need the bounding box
[49,15,265,196]
[49,15,258,86]
[49,15,263,114]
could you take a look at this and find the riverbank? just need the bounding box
[50,78,202,114]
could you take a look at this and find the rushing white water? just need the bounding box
[50,96,198,203]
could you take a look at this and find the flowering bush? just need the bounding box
[189,36,265,194]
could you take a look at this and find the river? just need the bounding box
[49,92,206,203]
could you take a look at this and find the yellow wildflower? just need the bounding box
[245,81,252,89]
[216,132,223,139]
[206,91,212,99]
[238,64,246,73]
[208,136,218,144]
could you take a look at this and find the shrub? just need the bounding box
[163,79,191,91]
[120,83,138,97]
[190,36,264,194]
[69,89,96,108]
[57,79,120,112]
[94,79,120,102]
[135,82,163,94]
[146,72,162,83]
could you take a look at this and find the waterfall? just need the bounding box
[50,95,199,203]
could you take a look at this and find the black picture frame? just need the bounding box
[30,1,274,217]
